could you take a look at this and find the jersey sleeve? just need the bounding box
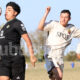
[14,21,27,35]
[44,20,54,32]
[72,27,80,38]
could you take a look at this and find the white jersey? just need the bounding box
[44,21,80,50]
[44,21,80,66]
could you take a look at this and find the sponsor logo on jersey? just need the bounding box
[0,30,5,39]
[57,32,70,40]
[21,24,26,31]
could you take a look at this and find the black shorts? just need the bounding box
[0,55,25,80]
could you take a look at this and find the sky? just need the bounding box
[0,0,80,55]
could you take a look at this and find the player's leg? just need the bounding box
[50,48,64,80]
[54,64,64,80]
[48,61,64,80]
[11,55,25,80]
[44,46,59,80]
[49,67,63,80]
[48,69,56,80]
[55,67,63,80]
[44,53,56,80]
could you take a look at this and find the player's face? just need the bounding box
[60,13,70,27]
[5,6,17,21]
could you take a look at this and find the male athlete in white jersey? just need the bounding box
[38,6,80,80]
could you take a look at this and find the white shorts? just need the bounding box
[44,45,64,72]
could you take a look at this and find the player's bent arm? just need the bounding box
[21,34,37,67]
[38,6,51,31]
[21,33,34,56]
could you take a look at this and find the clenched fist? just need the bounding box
[30,55,37,67]
[45,6,51,15]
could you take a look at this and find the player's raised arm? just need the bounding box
[38,6,51,31]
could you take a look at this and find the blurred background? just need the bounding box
[0,0,80,80]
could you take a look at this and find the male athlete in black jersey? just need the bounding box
[0,2,37,80]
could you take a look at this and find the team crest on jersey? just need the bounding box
[21,24,26,31]
[68,29,71,34]
[6,25,10,29]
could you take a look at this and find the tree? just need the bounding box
[29,30,48,61]
[65,51,77,61]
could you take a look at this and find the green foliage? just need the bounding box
[64,51,77,61]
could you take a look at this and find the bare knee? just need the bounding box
[0,76,10,80]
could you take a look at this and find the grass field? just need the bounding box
[25,61,80,80]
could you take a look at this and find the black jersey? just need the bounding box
[0,18,27,54]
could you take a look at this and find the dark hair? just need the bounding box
[6,2,21,16]
[61,10,71,18]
